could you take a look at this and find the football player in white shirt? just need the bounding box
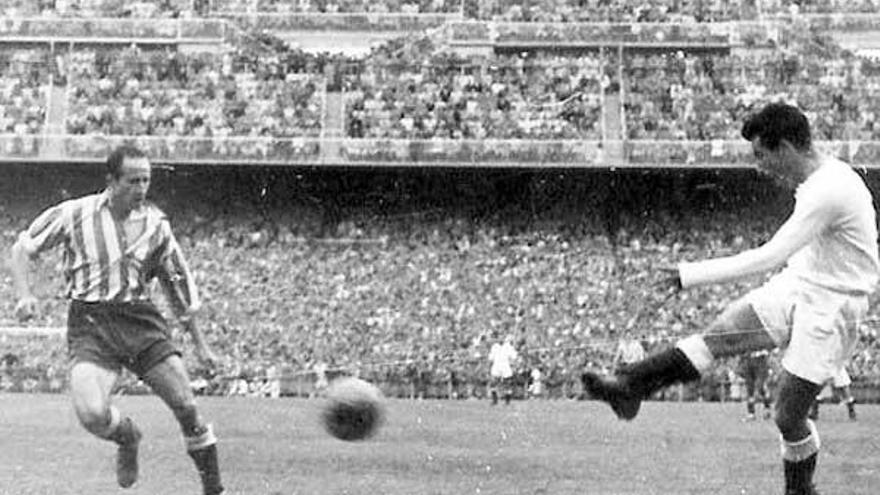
[614,330,646,367]
[582,103,879,495]
[489,334,518,405]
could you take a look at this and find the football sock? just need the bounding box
[94,405,121,439]
[186,424,223,495]
[781,420,820,493]
[619,347,701,398]
[784,453,818,494]
[747,398,756,415]
[101,408,138,446]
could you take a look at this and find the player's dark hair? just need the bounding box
[741,102,811,152]
[106,144,147,179]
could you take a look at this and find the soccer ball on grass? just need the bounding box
[322,376,385,441]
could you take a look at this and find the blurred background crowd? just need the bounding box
[2,167,880,402]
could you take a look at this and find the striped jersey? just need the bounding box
[16,190,198,309]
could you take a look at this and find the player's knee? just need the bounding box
[774,407,807,439]
[75,402,113,434]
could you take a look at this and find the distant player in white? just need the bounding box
[489,334,518,405]
[583,103,879,495]
[809,367,857,421]
[312,359,329,399]
[263,364,281,399]
[614,330,646,368]
[528,366,544,398]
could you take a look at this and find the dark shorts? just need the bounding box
[491,376,513,389]
[67,300,181,378]
[742,358,769,384]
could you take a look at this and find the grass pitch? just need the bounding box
[1,394,878,495]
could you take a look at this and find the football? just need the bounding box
[322,376,385,441]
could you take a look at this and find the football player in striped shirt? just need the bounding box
[10,144,225,494]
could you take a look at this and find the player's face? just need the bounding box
[109,156,151,211]
[752,138,796,189]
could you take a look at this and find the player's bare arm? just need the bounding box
[153,224,219,370]
[10,237,39,321]
[182,318,220,369]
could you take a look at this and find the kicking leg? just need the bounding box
[582,298,775,420]
[775,370,823,495]
[142,355,223,495]
[69,362,142,488]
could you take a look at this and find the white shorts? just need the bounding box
[746,273,867,386]
[832,367,852,388]
[491,367,513,379]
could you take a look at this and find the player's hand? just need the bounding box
[194,344,220,370]
[14,295,38,322]
[654,265,683,293]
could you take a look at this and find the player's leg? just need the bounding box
[489,375,499,405]
[69,362,142,488]
[744,369,758,420]
[142,355,224,495]
[832,368,856,420]
[835,385,857,420]
[775,370,823,495]
[583,297,774,420]
[757,367,773,419]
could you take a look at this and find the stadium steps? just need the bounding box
[321,91,346,162]
[41,82,68,159]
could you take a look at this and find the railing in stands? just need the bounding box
[0,135,877,168]
[0,14,871,45]
[0,17,227,42]
[215,12,461,32]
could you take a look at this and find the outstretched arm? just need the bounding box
[678,188,835,288]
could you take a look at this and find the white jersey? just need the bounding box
[680,157,880,294]
[489,342,518,379]
[616,338,646,364]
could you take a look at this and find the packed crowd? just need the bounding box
[3,169,880,399]
[5,0,879,19]
[2,23,880,168]
[64,45,325,140]
[345,39,605,140]
[0,0,200,17]
[212,0,461,14]
[623,31,880,142]
[0,50,50,136]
